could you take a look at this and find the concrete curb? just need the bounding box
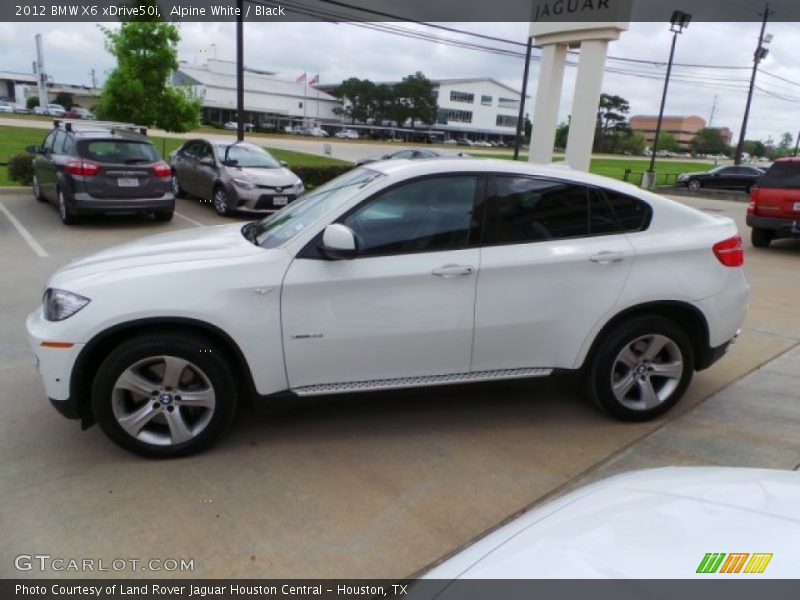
[0,186,29,195]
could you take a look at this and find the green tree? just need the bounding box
[656,131,681,153]
[594,94,630,153]
[54,92,74,108]
[554,121,569,150]
[618,131,646,155]
[332,77,371,124]
[94,0,201,132]
[743,140,766,158]
[779,132,794,150]
[395,72,437,128]
[26,97,39,110]
[690,128,728,155]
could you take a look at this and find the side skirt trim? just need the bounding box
[292,368,553,397]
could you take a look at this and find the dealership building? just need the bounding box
[0,71,99,108]
[317,77,526,142]
[629,115,733,151]
[172,59,340,129]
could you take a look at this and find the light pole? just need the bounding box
[646,11,691,188]
[735,5,772,165]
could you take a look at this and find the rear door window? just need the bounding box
[78,141,159,164]
[759,163,800,188]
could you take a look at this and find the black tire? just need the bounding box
[751,227,773,248]
[171,174,186,198]
[33,175,46,202]
[585,316,694,422]
[687,179,701,192]
[57,187,79,225]
[213,185,230,216]
[91,333,238,458]
[153,210,174,222]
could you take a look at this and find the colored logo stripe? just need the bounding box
[696,552,773,574]
[697,553,726,574]
[744,553,773,574]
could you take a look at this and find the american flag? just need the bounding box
[309,74,320,86]
[295,73,307,83]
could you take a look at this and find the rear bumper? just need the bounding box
[746,214,800,236]
[69,191,174,214]
[696,330,740,371]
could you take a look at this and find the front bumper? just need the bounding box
[747,214,800,237]
[26,308,85,411]
[229,184,303,213]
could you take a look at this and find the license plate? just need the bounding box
[117,177,139,187]
[794,202,800,212]
[273,196,288,206]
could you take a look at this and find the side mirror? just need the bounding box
[382,154,390,159]
[26,145,41,154]
[200,157,215,167]
[221,159,239,167]
[319,224,357,260]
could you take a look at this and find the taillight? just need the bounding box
[713,235,744,267]
[65,160,100,177]
[747,187,759,215]
[151,161,171,178]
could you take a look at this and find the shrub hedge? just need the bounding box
[8,153,35,186]
[291,164,354,188]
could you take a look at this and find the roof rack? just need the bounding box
[53,119,148,137]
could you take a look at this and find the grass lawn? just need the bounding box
[471,153,714,185]
[0,125,349,186]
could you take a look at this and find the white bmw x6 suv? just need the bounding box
[27,159,749,457]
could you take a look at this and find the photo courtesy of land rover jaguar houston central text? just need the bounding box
[27,159,749,457]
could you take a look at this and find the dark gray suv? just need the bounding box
[28,120,174,225]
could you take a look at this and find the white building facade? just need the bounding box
[172,59,340,129]
[432,78,525,141]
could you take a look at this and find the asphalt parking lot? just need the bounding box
[1,187,799,579]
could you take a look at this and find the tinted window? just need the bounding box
[601,189,652,232]
[62,135,76,157]
[344,176,479,256]
[758,162,800,188]
[196,142,213,161]
[180,142,199,159]
[78,141,159,163]
[43,130,57,153]
[484,177,591,244]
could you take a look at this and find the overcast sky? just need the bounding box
[2,19,799,143]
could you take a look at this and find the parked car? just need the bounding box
[473,140,493,148]
[171,139,304,216]
[335,129,359,140]
[355,147,469,166]
[27,121,173,225]
[65,107,95,120]
[27,159,747,456]
[747,157,800,247]
[0,100,14,113]
[455,138,474,146]
[306,127,329,137]
[223,121,254,132]
[424,467,800,580]
[677,165,763,193]
[13,103,32,114]
[33,103,67,117]
[443,139,457,145]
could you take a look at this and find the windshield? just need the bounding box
[253,168,384,249]
[78,140,159,163]
[217,144,281,168]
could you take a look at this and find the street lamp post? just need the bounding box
[645,11,691,188]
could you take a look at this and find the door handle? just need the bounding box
[589,252,627,264]
[432,265,475,278]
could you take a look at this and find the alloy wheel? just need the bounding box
[610,334,683,411]
[214,188,229,215]
[111,355,216,447]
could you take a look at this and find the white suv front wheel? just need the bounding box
[585,316,694,421]
[91,333,238,457]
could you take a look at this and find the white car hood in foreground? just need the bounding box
[49,223,262,289]
[425,467,800,579]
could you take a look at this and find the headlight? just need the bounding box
[43,288,90,321]
[293,179,304,190]
[232,178,255,190]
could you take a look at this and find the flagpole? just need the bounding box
[316,76,320,123]
[303,76,307,125]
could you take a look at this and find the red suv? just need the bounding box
[747,157,800,247]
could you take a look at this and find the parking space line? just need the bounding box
[174,211,206,227]
[0,202,49,257]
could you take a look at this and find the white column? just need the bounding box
[565,39,609,172]
[529,43,567,165]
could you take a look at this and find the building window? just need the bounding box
[481,95,492,106]
[298,102,303,109]
[437,108,473,124]
[450,90,474,104]
[498,97,519,109]
[496,115,519,128]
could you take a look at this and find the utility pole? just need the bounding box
[236,0,244,141]
[794,131,800,157]
[90,68,97,89]
[734,4,771,165]
[513,36,533,161]
[709,95,718,128]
